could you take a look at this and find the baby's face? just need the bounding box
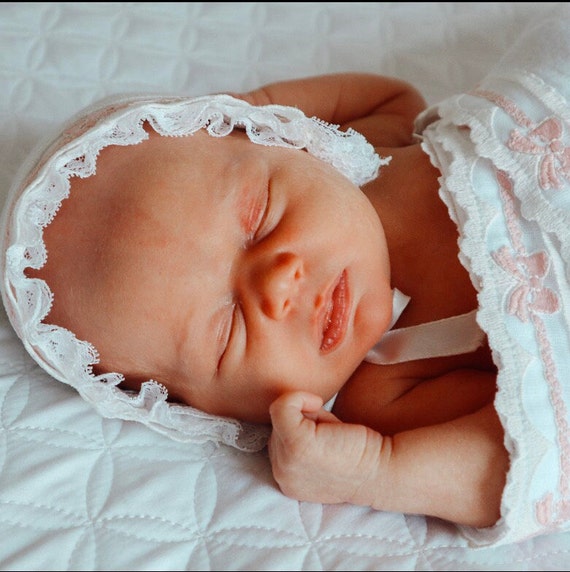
[39,126,393,423]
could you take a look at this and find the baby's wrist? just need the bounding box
[347,429,395,510]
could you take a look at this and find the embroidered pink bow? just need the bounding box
[492,247,559,322]
[508,117,570,190]
[536,493,570,529]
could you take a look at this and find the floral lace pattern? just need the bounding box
[0,94,387,452]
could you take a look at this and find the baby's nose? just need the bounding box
[258,252,304,320]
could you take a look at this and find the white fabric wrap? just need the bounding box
[415,10,570,546]
[0,93,386,453]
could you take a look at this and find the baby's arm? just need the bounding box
[237,72,427,147]
[269,388,508,528]
[334,364,498,435]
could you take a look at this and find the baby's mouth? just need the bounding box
[320,270,350,353]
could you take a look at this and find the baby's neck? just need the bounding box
[365,144,478,327]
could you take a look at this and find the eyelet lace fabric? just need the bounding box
[1,93,387,452]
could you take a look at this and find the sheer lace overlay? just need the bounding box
[0,94,386,452]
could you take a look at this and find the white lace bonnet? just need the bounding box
[0,93,387,452]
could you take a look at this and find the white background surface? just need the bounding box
[1,3,569,570]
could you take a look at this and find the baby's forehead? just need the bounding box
[61,129,243,245]
[106,128,227,199]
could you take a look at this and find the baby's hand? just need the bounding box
[268,391,389,507]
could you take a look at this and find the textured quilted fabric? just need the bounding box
[1,3,570,570]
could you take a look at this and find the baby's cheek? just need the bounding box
[357,286,392,344]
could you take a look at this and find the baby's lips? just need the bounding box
[320,270,350,353]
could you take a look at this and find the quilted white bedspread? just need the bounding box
[1,3,570,570]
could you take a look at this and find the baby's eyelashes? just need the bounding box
[245,182,271,246]
[216,303,236,371]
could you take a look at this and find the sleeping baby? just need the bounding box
[2,6,570,546]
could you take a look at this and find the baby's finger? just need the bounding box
[311,408,343,424]
[269,391,323,433]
